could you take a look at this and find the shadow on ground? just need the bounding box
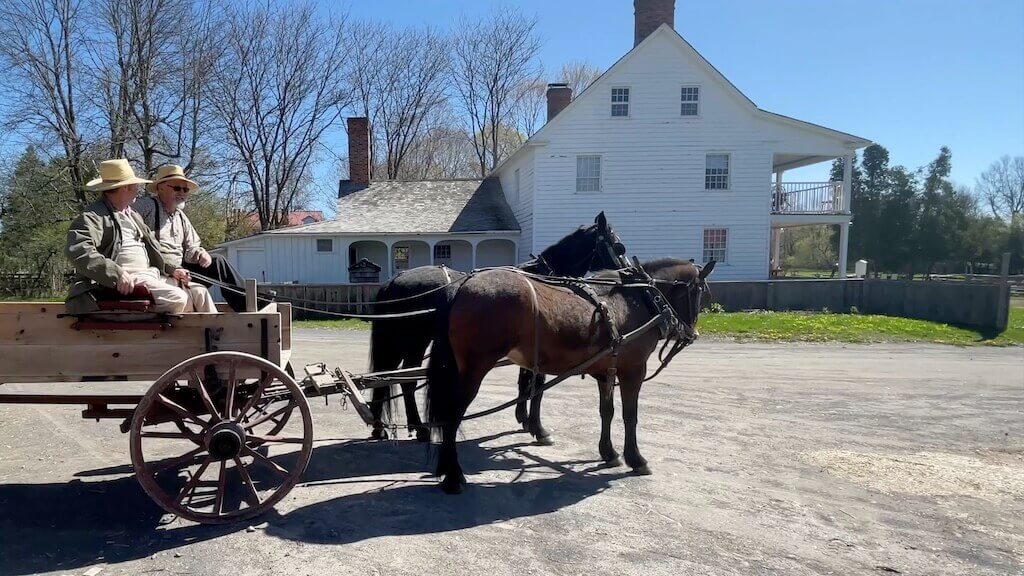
[0,432,622,576]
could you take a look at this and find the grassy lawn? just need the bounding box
[295,308,1024,346]
[699,307,1024,346]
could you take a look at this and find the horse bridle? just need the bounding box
[534,225,626,277]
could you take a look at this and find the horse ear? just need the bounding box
[699,260,716,279]
[595,211,607,229]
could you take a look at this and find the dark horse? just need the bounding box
[369,212,625,442]
[425,258,715,493]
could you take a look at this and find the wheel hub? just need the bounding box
[206,422,245,461]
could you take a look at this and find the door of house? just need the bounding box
[392,246,410,276]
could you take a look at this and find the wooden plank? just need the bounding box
[245,279,257,312]
[278,303,292,351]
[339,370,374,425]
[0,393,143,404]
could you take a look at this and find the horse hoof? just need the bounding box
[370,428,389,440]
[604,455,623,467]
[440,477,464,494]
[631,464,653,476]
[534,434,554,446]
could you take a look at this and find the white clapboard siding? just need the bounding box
[498,151,536,263]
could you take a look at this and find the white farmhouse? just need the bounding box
[220,0,869,283]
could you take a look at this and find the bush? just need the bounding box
[705,302,726,314]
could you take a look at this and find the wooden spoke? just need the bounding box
[250,434,304,444]
[155,394,209,430]
[188,369,221,421]
[178,457,213,506]
[234,373,272,424]
[243,400,296,430]
[225,361,237,419]
[234,457,262,507]
[150,445,205,476]
[243,446,289,478]
[141,430,204,443]
[214,460,227,516]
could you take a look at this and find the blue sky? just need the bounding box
[335,0,1024,186]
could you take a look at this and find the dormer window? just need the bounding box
[681,86,699,116]
[611,87,630,117]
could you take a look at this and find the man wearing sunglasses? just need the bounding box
[132,164,230,312]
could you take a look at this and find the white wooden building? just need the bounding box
[219,0,869,283]
[493,1,870,280]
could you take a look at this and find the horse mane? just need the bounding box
[537,224,592,262]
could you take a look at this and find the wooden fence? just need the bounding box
[262,278,1011,331]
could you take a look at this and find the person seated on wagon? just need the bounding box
[133,164,246,312]
[65,159,193,315]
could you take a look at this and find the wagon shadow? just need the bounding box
[0,432,618,576]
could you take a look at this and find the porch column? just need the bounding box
[385,239,394,281]
[838,222,850,280]
[771,228,782,274]
[470,239,479,270]
[774,169,784,213]
[842,153,853,213]
[429,240,436,266]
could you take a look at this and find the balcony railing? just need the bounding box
[771,181,845,215]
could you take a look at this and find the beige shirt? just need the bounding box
[132,196,207,268]
[113,210,159,275]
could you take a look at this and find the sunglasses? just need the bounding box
[165,184,191,193]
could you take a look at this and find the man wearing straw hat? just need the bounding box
[132,164,221,313]
[65,159,192,315]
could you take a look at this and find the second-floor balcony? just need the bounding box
[771,181,846,215]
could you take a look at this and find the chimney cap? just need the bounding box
[546,82,570,89]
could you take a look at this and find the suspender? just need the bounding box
[152,196,161,242]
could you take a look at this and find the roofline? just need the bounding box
[216,229,520,248]
[490,24,870,174]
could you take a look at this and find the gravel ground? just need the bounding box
[0,330,1021,576]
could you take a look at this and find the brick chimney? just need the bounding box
[634,0,674,46]
[546,83,572,122]
[347,117,370,185]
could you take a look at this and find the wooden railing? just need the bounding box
[771,181,845,215]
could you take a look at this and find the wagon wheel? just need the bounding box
[130,351,313,524]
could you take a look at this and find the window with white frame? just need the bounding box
[681,86,699,116]
[576,155,601,192]
[705,153,730,190]
[433,244,451,260]
[316,238,333,252]
[703,228,727,264]
[513,168,520,204]
[611,87,630,117]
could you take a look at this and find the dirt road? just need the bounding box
[1,331,1021,575]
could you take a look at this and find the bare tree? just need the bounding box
[207,2,352,230]
[451,7,542,176]
[511,75,546,140]
[0,0,90,202]
[559,60,602,96]
[977,155,1024,221]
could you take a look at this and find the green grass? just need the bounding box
[295,318,370,330]
[293,308,1024,346]
[699,307,1024,346]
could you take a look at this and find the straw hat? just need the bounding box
[146,164,199,193]
[85,159,152,192]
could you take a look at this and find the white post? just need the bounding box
[245,278,257,312]
[838,222,850,280]
[385,240,393,281]
[771,228,782,275]
[774,169,784,213]
[470,239,478,270]
[429,240,436,266]
[842,153,853,213]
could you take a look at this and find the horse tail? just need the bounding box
[424,282,460,447]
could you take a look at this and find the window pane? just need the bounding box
[434,244,451,260]
[576,155,601,191]
[611,103,629,117]
[393,246,409,261]
[681,102,698,116]
[702,229,727,263]
[316,239,332,252]
[705,153,729,190]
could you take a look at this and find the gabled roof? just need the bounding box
[260,178,519,235]
[492,24,870,174]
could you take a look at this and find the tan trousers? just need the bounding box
[183,283,218,313]
[129,271,189,314]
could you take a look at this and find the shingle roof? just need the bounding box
[266,178,519,235]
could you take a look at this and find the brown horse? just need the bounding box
[425,257,715,493]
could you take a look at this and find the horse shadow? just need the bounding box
[0,432,623,576]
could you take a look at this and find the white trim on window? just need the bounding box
[681,84,700,117]
[315,238,334,253]
[575,154,602,192]
[705,152,730,190]
[610,86,630,117]
[702,227,728,264]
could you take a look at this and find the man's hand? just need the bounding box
[198,251,212,268]
[172,268,191,286]
[116,271,136,295]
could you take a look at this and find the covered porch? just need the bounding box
[343,233,519,282]
[769,152,854,278]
